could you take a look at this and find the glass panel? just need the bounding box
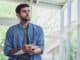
[32,4,60,60]
[0,0,60,60]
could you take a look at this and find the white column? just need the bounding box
[30,0,33,19]
[59,8,65,60]
[66,0,72,60]
[77,0,80,60]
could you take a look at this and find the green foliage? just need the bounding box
[71,30,77,60]
[0,26,8,60]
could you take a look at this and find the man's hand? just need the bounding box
[22,44,42,54]
[32,48,42,54]
[7,45,33,56]
[22,45,34,53]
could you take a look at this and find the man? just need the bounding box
[4,4,44,60]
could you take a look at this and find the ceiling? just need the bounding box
[1,0,66,7]
[39,0,66,5]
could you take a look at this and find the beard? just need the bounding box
[20,17,30,22]
[22,18,30,22]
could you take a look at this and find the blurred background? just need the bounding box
[0,0,79,60]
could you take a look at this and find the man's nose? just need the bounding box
[26,13,29,16]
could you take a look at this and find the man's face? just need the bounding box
[17,7,30,22]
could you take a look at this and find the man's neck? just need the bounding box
[20,21,29,29]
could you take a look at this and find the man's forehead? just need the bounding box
[21,7,30,10]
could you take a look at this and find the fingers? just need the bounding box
[22,44,39,54]
[22,45,33,53]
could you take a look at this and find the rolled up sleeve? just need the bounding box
[37,27,44,54]
[4,28,13,56]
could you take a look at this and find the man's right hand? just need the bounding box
[8,44,35,56]
[22,45,34,53]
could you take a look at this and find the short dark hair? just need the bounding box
[15,3,29,13]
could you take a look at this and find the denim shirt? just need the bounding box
[4,23,44,60]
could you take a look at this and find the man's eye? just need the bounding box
[22,10,30,12]
[23,10,26,12]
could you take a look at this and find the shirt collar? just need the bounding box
[18,23,31,30]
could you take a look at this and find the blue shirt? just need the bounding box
[4,23,44,60]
